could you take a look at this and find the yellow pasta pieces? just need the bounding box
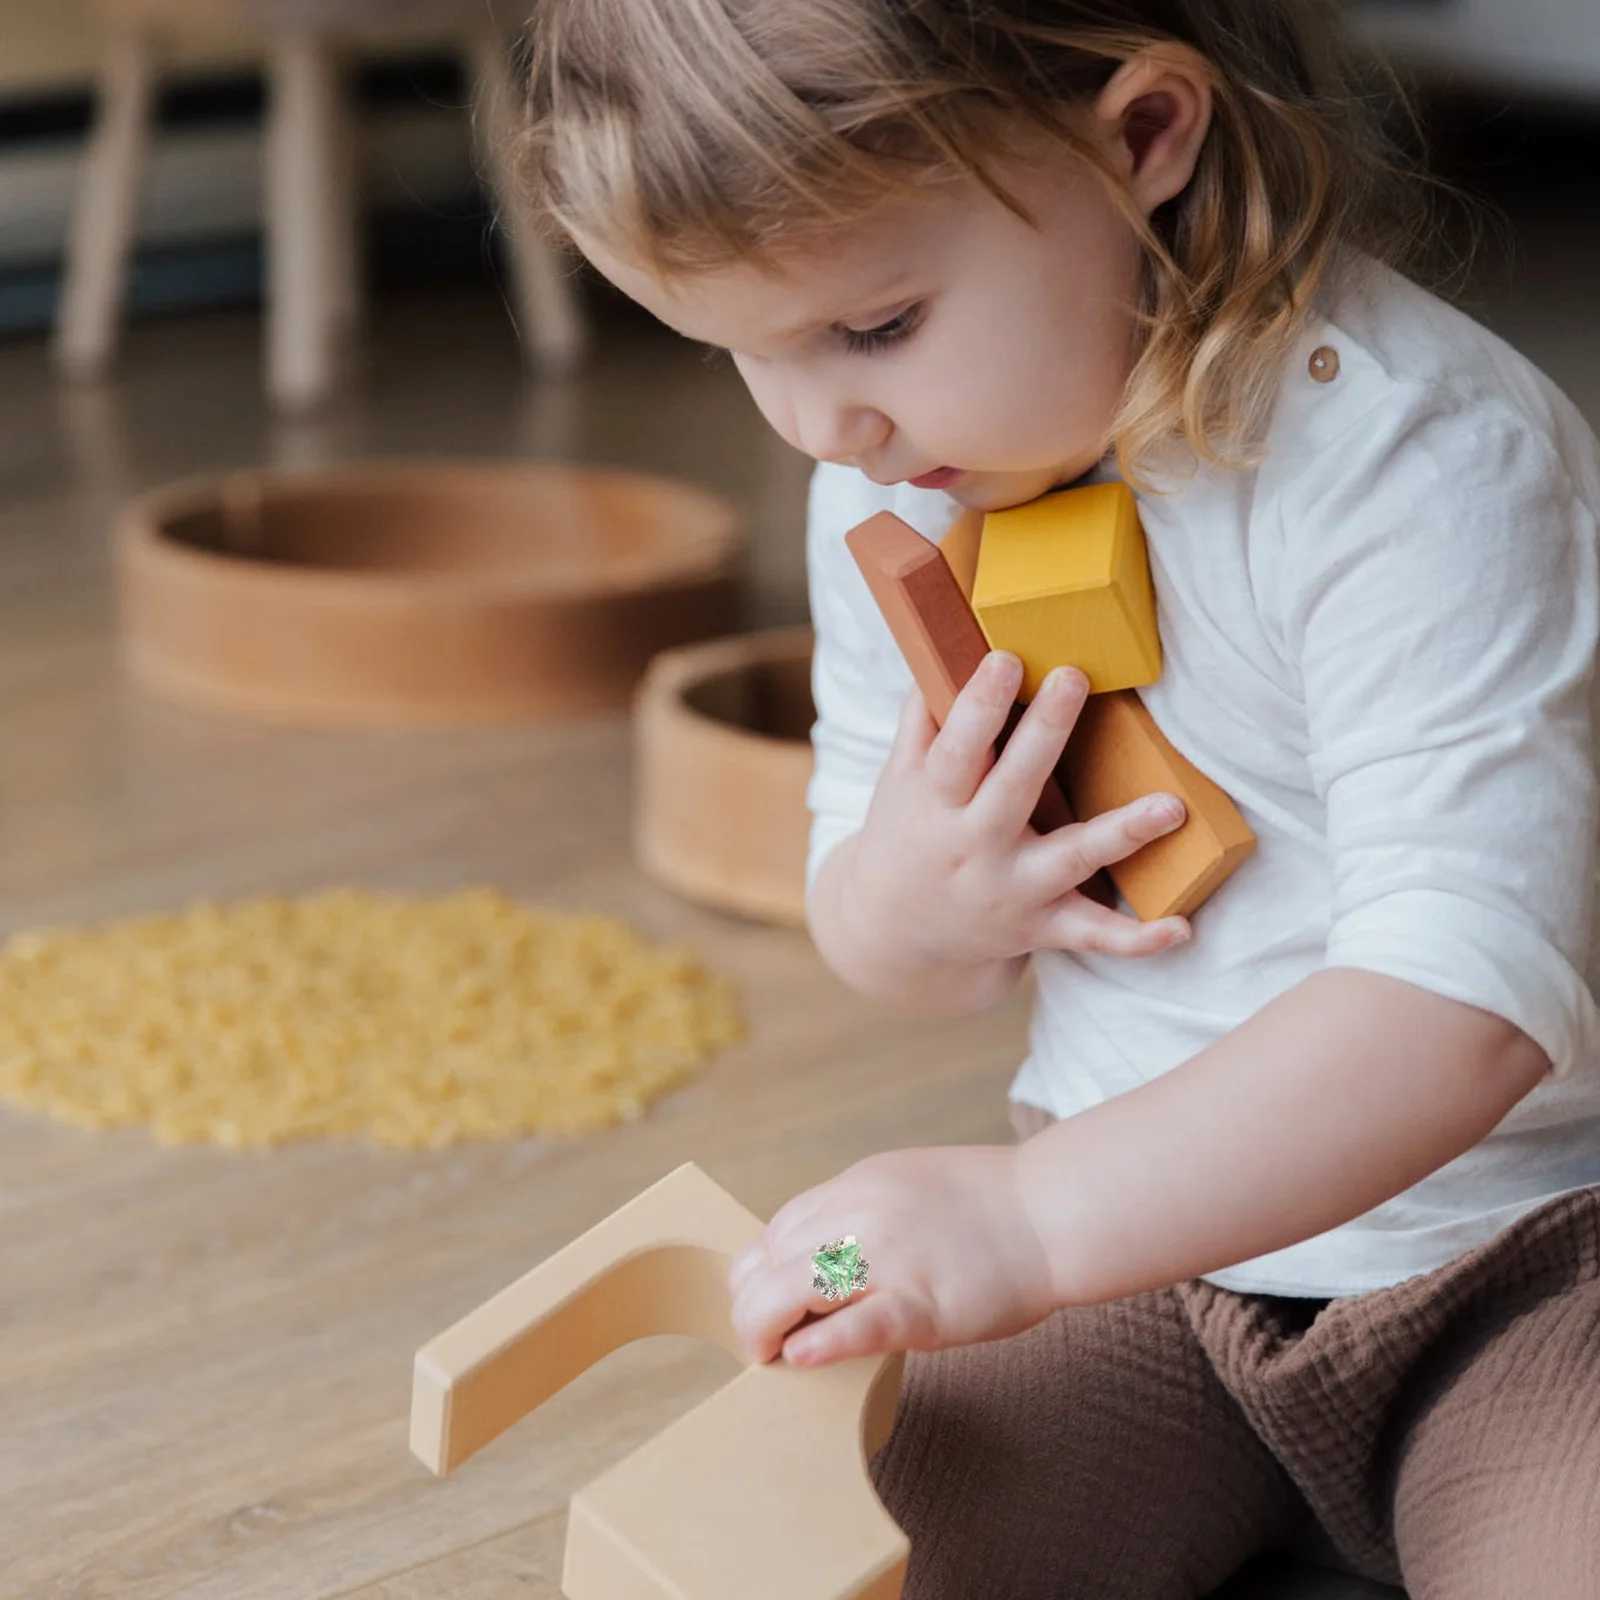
[972,480,1161,698]
[0,887,742,1150]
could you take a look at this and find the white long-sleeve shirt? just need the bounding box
[804,260,1600,1296]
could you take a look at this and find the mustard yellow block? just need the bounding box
[972,481,1162,698]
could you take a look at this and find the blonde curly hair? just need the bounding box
[512,0,1446,484]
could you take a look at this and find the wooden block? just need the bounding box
[973,481,1162,698]
[846,511,988,725]
[1061,690,1256,919]
[937,507,984,599]
[412,1161,910,1600]
[845,511,1074,835]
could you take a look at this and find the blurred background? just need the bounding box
[0,0,1596,665]
[0,3,1596,1597]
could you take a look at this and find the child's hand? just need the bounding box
[846,651,1192,967]
[726,1144,1057,1366]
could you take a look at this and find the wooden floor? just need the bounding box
[7,137,1597,1592]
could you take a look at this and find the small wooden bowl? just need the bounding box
[117,461,743,724]
[634,628,816,927]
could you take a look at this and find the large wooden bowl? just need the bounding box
[117,461,743,724]
[633,627,815,927]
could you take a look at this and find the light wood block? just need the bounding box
[1061,690,1256,919]
[972,481,1162,698]
[412,1160,910,1600]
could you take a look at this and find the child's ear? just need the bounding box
[1091,47,1214,216]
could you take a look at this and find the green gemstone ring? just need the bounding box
[810,1234,869,1302]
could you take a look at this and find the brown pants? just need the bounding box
[864,1099,1600,1600]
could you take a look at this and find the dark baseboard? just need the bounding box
[0,205,512,340]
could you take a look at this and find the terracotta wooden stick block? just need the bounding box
[1060,690,1256,920]
[412,1161,909,1600]
[844,511,1075,835]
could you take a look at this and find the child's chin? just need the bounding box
[950,469,1067,513]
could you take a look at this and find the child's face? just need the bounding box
[581,146,1144,512]
[578,60,1210,513]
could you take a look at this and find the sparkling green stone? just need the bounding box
[811,1234,864,1299]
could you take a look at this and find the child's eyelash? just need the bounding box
[842,304,922,356]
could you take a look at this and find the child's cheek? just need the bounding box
[732,357,802,455]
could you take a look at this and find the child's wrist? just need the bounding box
[822,836,1023,1011]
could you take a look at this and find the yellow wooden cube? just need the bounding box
[972,481,1161,698]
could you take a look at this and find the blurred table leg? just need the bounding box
[267,27,343,412]
[55,25,160,381]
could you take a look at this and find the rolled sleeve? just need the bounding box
[1284,395,1600,1080]
[804,464,914,889]
[1325,890,1596,1079]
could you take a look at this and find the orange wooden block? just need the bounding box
[845,512,1076,835]
[1060,690,1256,919]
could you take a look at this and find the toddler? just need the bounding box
[516,2,1600,1594]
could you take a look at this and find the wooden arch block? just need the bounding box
[972,481,1162,699]
[412,1161,910,1600]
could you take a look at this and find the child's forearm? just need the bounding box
[807,833,1028,1015]
[1013,967,1551,1307]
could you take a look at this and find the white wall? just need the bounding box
[1355,0,1600,99]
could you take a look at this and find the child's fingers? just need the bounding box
[972,666,1089,834]
[1015,791,1188,902]
[886,682,939,772]
[1037,894,1190,958]
[921,652,1022,806]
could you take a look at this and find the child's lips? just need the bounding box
[908,466,962,489]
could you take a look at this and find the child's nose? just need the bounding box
[798,399,892,466]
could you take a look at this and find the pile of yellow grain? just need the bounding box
[0,887,742,1149]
